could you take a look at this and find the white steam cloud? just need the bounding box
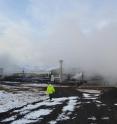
[40,20,117,82]
[0,0,117,83]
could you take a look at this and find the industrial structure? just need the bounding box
[59,60,63,83]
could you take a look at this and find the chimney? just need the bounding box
[59,60,63,83]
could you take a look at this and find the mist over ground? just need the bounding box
[0,0,117,83]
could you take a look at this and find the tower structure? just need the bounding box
[59,60,63,83]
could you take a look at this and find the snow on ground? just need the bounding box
[11,118,36,124]
[49,121,57,124]
[101,117,110,120]
[95,100,102,104]
[2,116,17,122]
[1,95,79,124]
[0,91,47,112]
[25,109,52,120]
[77,89,101,100]
[22,83,70,88]
[4,81,21,84]
[0,84,108,124]
[77,89,101,94]
[83,93,99,99]
[12,109,53,124]
[49,97,78,124]
[88,116,97,121]
[15,97,68,115]
[62,97,78,111]
[22,83,48,87]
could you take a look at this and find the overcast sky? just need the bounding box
[0,0,117,80]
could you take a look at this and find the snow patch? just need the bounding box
[2,116,17,122]
[101,117,110,120]
[12,109,52,124]
[62,97,77,111]
[11,118,36,124]
[49,96,78,123]
[83,93,98,100]
[88,116,96,120]
[17,97,67,114]
[0,91,47,112]
[49,121,57,124]
[25,109,52,119]
[77,89,101,94]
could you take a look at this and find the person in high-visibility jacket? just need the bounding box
[46,83,55,101]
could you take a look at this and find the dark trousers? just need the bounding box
[49,94,53,100]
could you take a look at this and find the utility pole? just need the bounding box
[22,68,25,79]
[0,68,3,79]
[59,60,63,83]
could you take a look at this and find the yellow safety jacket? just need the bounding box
[46,84,55,94]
